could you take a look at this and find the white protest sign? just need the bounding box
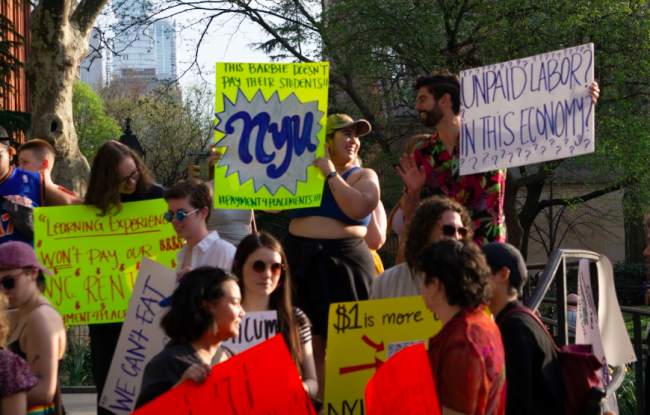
[576,259,618,413]
[99,257,175,415]
[222,310,278,353]
[460,43,595,175]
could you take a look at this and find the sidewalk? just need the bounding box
[62,394,97,415]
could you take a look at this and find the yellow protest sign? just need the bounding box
[324,296,443,415]
[213,62,329,210]
[34,199,181,326]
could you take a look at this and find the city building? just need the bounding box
[79,27,104,89]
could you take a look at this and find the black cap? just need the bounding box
[481,242,528,290]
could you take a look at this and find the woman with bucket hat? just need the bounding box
[283,113,380,400]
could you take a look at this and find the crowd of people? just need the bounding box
[0,68,618,415]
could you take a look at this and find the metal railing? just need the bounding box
[524,250,635,411]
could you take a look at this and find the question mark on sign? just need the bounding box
[533,143,538,151]
[508,62,513,67]
[556,146,562,155]
[525,150,531,159]
[492,155,498,165]
[482,153,489,163]
[541,146,546,155]
[508,153,514,163]
[570,146,575,154]
[461,158,465,166]
[584,139,591,149]
[550,139,555,146]
[583,48,593,83]
[500,63,504,69]
[523,61,529,67]
[564,138,569,145]
[574,134,583,146]
[517,148,522,157]
[500,149,506,158]
[471,157,478,170]
[516,59,520,65]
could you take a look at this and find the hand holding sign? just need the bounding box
[132,335,316,415]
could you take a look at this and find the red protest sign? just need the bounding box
[133,335,316,415]
[365,343,440,415]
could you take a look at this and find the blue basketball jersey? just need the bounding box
[0,166,44,245]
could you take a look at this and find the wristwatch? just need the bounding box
[326,171,338,181]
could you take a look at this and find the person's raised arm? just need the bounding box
[313,147,379,220]
[43,178,82,206]
[23,311,64,407]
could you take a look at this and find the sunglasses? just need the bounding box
[441,224,469,238]
[164,209,199,223]
[250,260,284,276]
[120,168,140,185]
[0,269,28,290]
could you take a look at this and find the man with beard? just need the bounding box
[396,70,600,245]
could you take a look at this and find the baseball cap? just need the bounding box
[0,127,10,146]
[0,241,53,276]
[326,114,372,137]
[481,242,527,290]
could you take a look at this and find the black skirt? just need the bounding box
[283,233,375,338]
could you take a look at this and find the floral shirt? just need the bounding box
[413,132,506,246]
[427,305,507,415]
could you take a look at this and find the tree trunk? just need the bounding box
[24,0,108,197]
[624,189,647,263]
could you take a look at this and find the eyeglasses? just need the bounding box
[0,269,28,290]
[250,260,284,276]
[441,224,469,238]
[120,169,140,185]
[164,209,199,223]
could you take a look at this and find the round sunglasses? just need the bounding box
[164,208,199,223]
[250,260,284,276]
[0,269,29,290]
[441,224,469,238]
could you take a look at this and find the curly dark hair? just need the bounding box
[84,141,155,216]
[413,69,461,115]
[416,239,492,309]
[164,178,212,223]
[404,196,472,268]
[232,232,304,375]
[161,267,238,343]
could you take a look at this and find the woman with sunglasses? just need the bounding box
[163,179,236,283]
[136,267,244,409]
[84,141,165,415]
[371,196,472,299]
[0,241,65,414]
[1,291,37,415]
[232,232,318,398]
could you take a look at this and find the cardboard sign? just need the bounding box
[213,62,329,210]
[34,200,181,325]
[222,311,278,353]
[99,257,175,414]
[324,296,442,415]
[460,43,595,175]
[577,259,618,412]
[365,343,440,415]
[132,335,316,415]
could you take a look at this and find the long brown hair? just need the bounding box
[84,141,154,216]
[0,292,8,349]
[232,232,304,374]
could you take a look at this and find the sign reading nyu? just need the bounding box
[213,63,329,210]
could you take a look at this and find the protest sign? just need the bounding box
[365,343,440,415]
[222,311,278,353]
[99,257,175,414]
[132,335,316,415]
[459,43,595,175]
[213,62,329,210]
[34,199,181,325]
[324,296,442,415]
[576,259,618,412]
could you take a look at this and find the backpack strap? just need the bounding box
[499,305,561,353]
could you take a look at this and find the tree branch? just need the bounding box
[537,181,626,210]
[72,0,110,35]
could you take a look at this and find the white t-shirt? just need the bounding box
[176,231,236,272]
[370,262,420,299]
